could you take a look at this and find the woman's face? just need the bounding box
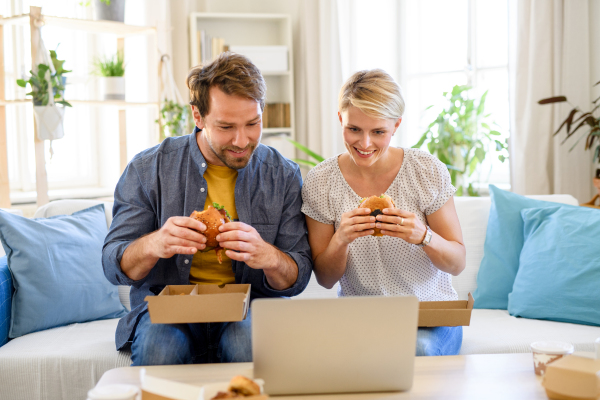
[339,106,401,168]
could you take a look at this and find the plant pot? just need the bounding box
[33,105,65,141]
[593,177,600,195]
[93,0,125,22]
[100,76,125,100]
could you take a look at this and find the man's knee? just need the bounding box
[132,323,194,366]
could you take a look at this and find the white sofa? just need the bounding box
[1,195,599,400]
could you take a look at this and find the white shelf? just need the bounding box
[0,99,159,108]
[263,127,292,134]
[0,14,155,37]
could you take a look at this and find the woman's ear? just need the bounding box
[393,117,402,135]
[191,105,205,130]
[338,111,343,126]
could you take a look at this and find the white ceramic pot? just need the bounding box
[33,105,65,141]
[101,76,125,101]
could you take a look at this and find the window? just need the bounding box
[2,0,156,202]
[342,0,511,190]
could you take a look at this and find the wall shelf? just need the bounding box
[0,13,155,37]
[0,7,158,208]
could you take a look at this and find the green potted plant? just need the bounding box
[16,61,72,142]
[287,139,325,168]
[156,101,195,140]
[538,83,600,200]
[93,52,125,100]
[412,85,508,196]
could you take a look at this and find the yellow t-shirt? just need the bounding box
[189,162,239,285]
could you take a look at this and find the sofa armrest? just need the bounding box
[0,255,12,347]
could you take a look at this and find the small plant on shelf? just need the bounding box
[92,52,125,77]
[93,51,125,100]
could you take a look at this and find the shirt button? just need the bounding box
[200,188,205,192]
[202,163,206,167]
[184,259,189,264]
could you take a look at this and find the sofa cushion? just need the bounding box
[460,309,600,355]
[507,206,600,326]
[0,205,126,338]
[0,318,131,400]
[0,256,11,347]
[473,185,578,309]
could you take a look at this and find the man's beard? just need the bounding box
[207,135,259,170]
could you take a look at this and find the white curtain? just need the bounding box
[511,0,593,202]
[296,0,346,162]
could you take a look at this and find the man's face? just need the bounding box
[193,86,262,170]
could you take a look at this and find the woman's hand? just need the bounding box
[333,208,376,245]
[376,208,427,245]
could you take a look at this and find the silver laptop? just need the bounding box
[252,295,419,395]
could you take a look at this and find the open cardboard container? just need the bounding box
[145,284,250,324]
[418,293,474,327]
[543,354,600,400]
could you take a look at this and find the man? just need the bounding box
[102,53,312,366]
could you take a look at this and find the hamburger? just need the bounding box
[190,203,232,263]
[358,194,396,236]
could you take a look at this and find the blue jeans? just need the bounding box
[130,309,252,366]
[416,326,462,356]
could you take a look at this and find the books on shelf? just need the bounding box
[196,30,228,65]
[262,103,291,128]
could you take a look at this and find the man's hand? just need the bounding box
[217,222,298,290]
[216,222,278,269]
[148,216,208,258]
[120,216,207,281]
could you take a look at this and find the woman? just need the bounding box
[301,69,466,356]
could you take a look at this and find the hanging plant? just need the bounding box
[16,63,71,107]
[157,100,194,138]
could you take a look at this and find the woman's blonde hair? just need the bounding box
[338,69,405,120]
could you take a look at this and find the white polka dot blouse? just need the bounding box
[301,148,458,301]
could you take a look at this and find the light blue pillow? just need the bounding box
[0,256,11,346]
[0,205,126,338]
[473,185,575,309]
[508,206,600,325]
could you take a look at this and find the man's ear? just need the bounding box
[191,105,205,130]
[338,111,343,126]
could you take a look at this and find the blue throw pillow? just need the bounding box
[0,256,11,346]
[508,206,600,326]
[473,185,575,309]
[0,205,126,338]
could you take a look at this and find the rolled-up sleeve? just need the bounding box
[261,165,313,297]
[102,158,157,288]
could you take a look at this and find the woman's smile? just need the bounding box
[354,147,376,157]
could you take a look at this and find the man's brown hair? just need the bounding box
[186,52,266,118]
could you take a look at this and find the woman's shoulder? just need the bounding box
[401,148,448,176]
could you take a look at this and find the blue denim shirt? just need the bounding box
[102,130,312,350]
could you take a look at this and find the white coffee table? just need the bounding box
[95,353,547,399]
